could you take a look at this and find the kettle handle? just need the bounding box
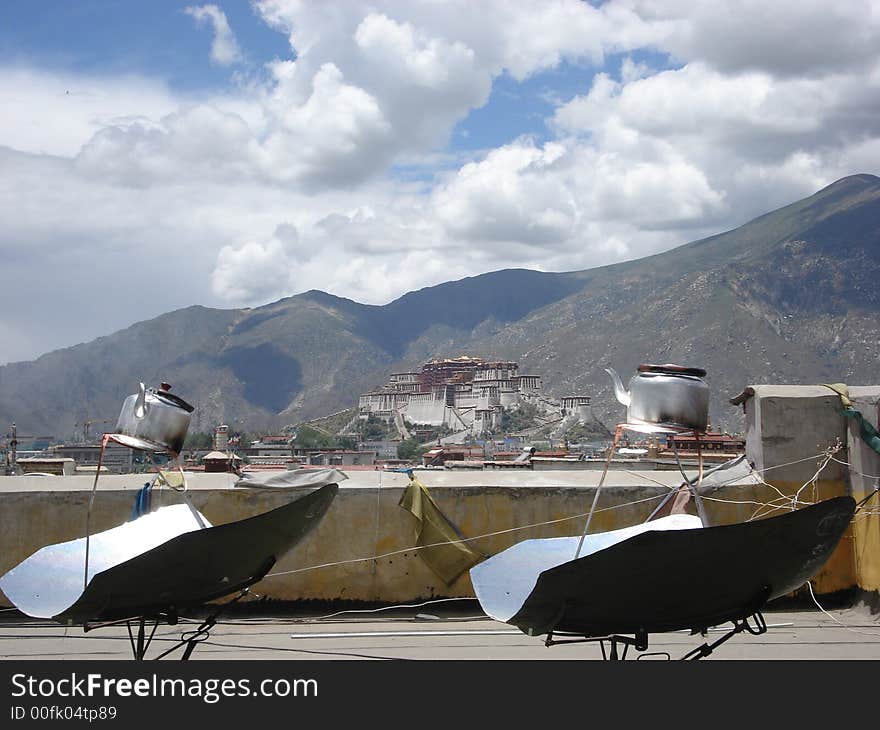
[134,382,147,419]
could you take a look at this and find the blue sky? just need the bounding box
[455,50,677,151]
[0,2,288,89]
[0,1,878,363]
[0,3,676,153]
[0,2,605,150]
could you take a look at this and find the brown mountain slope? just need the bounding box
[448,173,880,430]
[1,174,878,437]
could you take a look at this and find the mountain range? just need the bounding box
[2,173,879,440]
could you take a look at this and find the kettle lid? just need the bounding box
[152,385,195,413]
[638,363,707,378]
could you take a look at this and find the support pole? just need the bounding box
[575,425,622,558]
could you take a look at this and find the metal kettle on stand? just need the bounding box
[113,382,194,454]
[605,364,709,432]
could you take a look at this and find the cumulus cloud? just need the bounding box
[257,62,394,187]
[554,64,864,149]
[184,4,243,66]
[2,0,880,363]
[209,209,455,309]
[10,2,724,193]
[0,68,179,157]
[649,0,880,77]
[430,132,726,271]
[551,55,880,222]
[212,233,296,304]
[434,141,578,245]
[74,104,257,185]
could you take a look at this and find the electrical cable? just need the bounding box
[263,447,842,580]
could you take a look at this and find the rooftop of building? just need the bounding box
[203,450,242,461]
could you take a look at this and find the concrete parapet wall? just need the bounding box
[739,384,880,595]
[4,379,879,610]
[740,385,849,483]
[0,469,814,607]
[845,387,880,592]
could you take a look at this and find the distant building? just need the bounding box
[664,432,745,455]
[213,424,229,451]
[421,445,485,467]
[561,396,593,423]
[357,440,401,459]
[51,444,134,474]
[243,435,293,460]
[16,457,75,476]
[203,450,242,473]
[358,355,547,435]
[297,449,377,467]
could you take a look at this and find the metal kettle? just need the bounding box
[114,382,194,454]
[605,364,709,432]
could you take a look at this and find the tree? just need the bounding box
[183,431,213,450]
[336,435,358,450]
[500,402,540,433]
[397,438,427,461]
[291,425,336,450]
[359,415,391,441]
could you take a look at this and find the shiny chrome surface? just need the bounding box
[0,505,208,619]
[0,483,340,624]
[470,515,702,623]
[606,365,709,432]
[114,382,194,454]
[108,433,169,452]
[508,496,855,637]
[233,467,348,489]
[58,483,339,624]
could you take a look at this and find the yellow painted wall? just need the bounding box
[736,480,857,595]
[850,483,880,592]
[0,478,859,607]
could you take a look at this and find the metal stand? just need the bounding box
[545,628,648,660]
[599,423,711,528]
[575,425,623,557]
[681,612,767,660]
[127,617,161,661]
[669,432,709,527]
[87,589,250,661]
[544,612,767,661]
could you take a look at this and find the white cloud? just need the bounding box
[2,0,880,363]
[74,104,257,186]
[0,2,707,193]
[434,141,578,245]
[212,236,294,304]
[550,56,880,222]
[645,0,880,76]
[257,62,393,187]
[184,4,243,67]
[68,62,394,190]
[0,68,179,157]
[352,13,492,151]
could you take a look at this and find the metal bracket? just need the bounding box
[545,627,648,660]
[544,611,769,661]
[121,589,250,661]
[681,612,767,660]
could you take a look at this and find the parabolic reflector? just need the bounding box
[471,496,855,637]
[0,504,207,619]
[471,514,701,624]
[0,483,338,624]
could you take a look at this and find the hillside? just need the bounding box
[1,174,878,438]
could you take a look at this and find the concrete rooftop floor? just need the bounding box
[2,600,879,661]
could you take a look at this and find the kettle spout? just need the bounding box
[604,367,631,407]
